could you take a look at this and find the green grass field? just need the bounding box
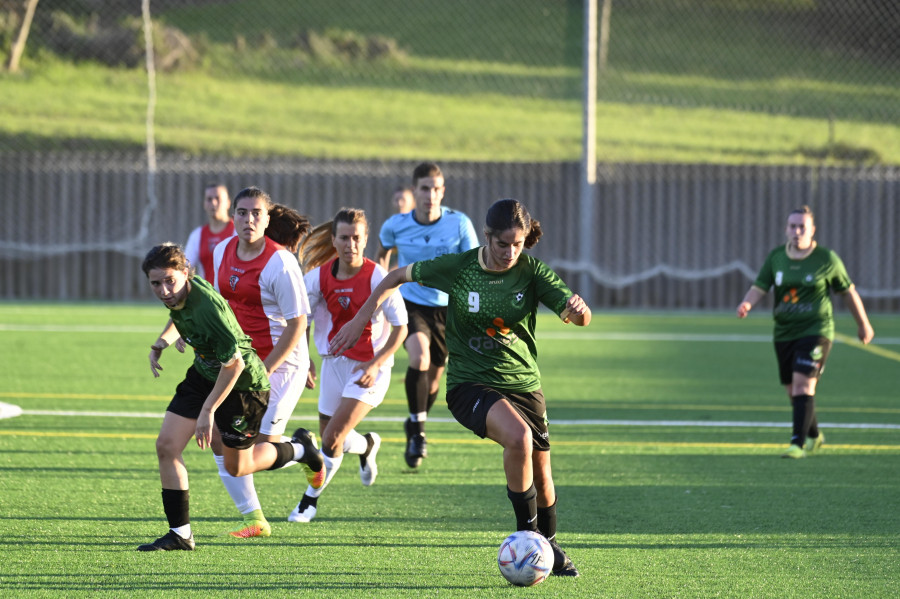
[1,304,899,597]
[2,0,898,163]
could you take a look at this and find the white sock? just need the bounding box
[214,454,261,514]
[410,411,427,422]
[291,442,308,461]
[306,453,343,498]
[171,524,192,539]
[343,429,368,455]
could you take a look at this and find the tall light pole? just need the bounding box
[579,0,597,302]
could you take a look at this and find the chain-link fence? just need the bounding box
[1,1,899,306]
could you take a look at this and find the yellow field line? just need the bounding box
[836,332,900,363]
[1,430,898,451]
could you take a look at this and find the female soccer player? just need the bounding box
[376,162,479,469]
[184,183,235,281]
[211,188,319,537]
[139,243,322,551]
[737,205,874,458]
[332,199,589,577]
[287,208,408,522]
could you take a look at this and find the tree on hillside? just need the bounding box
[5,0,39,72]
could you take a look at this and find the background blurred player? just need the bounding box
[184,183,235,281]
[376,162,478,468]
[736,205,874,458]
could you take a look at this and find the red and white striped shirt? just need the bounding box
[305,258,407,363]
[213,236,310,366]
[185,221,235,281]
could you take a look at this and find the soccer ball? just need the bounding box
[497,530,553,586]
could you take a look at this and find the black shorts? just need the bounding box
[773,336,832,385]
[404,300,448,367]
[446,382,550,451]
[167,365,270,450]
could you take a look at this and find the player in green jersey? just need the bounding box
[737,206,874,459]
[138,243,323,551]
[330,199,591,577]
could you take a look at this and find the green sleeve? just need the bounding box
[827,250,852,293]
[532,257,572,316]
[753,249,776,291]
[411,251,469,293]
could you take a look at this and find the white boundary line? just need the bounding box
[13,410,900,430]
[2,323,898,345]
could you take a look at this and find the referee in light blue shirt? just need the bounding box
[377,162,479,468]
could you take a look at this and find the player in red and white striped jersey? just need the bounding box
[210,187,316,538]
[184,183,235,281]
[287,208,407,523]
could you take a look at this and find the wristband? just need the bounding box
[150,344,165,352]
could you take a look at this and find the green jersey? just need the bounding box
[169,276,270,391]
[753,244,852,342]
[410,247,572,392]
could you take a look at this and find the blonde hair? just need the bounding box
[297,208,368,272]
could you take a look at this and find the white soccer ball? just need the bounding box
[497,530,553,586]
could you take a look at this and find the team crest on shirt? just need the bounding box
[338,295,351,310]
[511,290,525,307]
[229,275,239,291]
[775,271,783,285]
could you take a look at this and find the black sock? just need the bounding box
[791,394,815,446]
[161,488,189,529]
[808,409,819,439]
[507,484,538,532]
[267,441,296,470]
[405,367,429,415]
[537,497,558,543]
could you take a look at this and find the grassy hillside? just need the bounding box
[1,0,898,163]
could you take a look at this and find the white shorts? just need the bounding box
[260,359,308,437]
[318,356,391,417]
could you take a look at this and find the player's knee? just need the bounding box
[154,436,180,462]
[504,428,533,458]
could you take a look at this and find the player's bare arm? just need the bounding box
[737,286,767,318]
[195,352,245,450]
[841,286,875,344]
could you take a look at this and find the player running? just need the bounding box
[332,198,589,577]
[138,243,323,551]
[376,162,478,468]
[737,205,874,458]
[287,208,407,523]
[211,188,321,537]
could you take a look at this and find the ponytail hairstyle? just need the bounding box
[297,208,369,272]
[142,242,194,278]
[265,203,312,253]
[484,198,543,250]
